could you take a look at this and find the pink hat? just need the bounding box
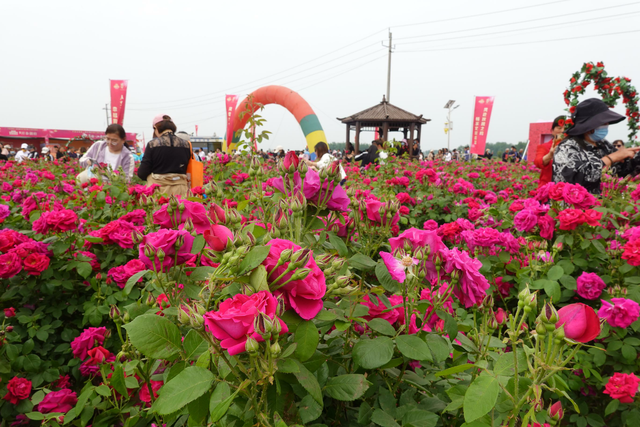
[152,114,171,127]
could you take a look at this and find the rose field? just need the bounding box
[2,151,640,427]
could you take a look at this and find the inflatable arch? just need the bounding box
[225,85,327,153]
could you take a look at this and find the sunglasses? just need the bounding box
[614,144,623,148]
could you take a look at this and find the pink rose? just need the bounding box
[139,380,163,405]
[108,266,129,288]
[203,224,234,252]
[22,253,50,276]
[513,209,538,232]
[557,209,586,231]
[380,251,419,284]
[556,303,601,343]
[576,272,606,300]
[423,220,438,231]
[37,389,77,414]
[598,298,640,329]
[138,229,195,272]
[120,209,147,225]
[361,295,404,325]
[537,215,555,240]
[88,220,144,249]
[562,183,596,209]
[203,291,288,355]
[603,372,640,403]
[0,252,22,279]
[70,327,109,360]
[389,228,445,257]
[153,199,210,234]
[441,247,490,308]
[262,239,326,320]
[365,198,399,227]
[3,377,32,404]
[4,307,16,317]
[124,259,147,277]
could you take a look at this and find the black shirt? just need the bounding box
[137,132,191,181]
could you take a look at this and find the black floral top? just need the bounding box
[552,138,617,195]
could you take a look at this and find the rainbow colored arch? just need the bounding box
[225,85,326,153]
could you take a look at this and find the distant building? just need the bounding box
[190,136,223,152]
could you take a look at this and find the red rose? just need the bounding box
[3,377,32,404]
[22,253,50,275]
[203,224,234,252]
[583,209,603,226]
[0,252,22,279]
[603,372,640,403]
[37,389,77,414]
[86,346,111,365]
[557,209,586,230]
[4,307,15,317]
[138,380,163,405]
[283,151,300,171]
[622,239,640,266]
[548,182,566,201]
[556,303,600,343]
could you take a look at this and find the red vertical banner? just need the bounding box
[470,96,495,155]
[110,80,128,125]
[195,125,198,136]
[225,95,239,150]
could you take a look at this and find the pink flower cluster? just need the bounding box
[0,229,51,279]
[70,327,114,376]
[32,208,79,234]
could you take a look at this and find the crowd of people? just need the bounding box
[3,98,636,198]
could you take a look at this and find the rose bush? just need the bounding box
[1,138,640,427]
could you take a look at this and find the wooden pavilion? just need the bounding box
[337,95,429,154]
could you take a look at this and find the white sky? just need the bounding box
[1,0,639,151]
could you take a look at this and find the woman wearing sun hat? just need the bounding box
[137,114,192,197]
[553,98,639,194]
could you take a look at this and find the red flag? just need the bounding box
[225,95,239,147]
[110,80,128,125]
[195,125,199,136]
[470,96,495,155]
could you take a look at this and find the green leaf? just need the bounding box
[622,344,637,360]
[95,384,111,397]
[604,399,619,416]
[122,314,182,359]
[548,265,568,285]
[371,408,400,427]
[76,262,92,279]
[435,363,476,377]
[22,339,34,355]
[210,381,246,422]
[559,275,577,290]
[191,234,205,255]
[187,391,211,425]
[353,337,394,369]
[151,366,214,415]
[349,253,377,271]
[209,382,230,415]
[402,410,438,427]
[26,412,45,421]
[375,261,401,293]
[277,359,300,373]
[437,310,458,339]
[324,374,370,401]
[299,394,323,423]
[123,270,150,295]
[327,232,349,257]
[544,281,561,302]
[110,365,128,397]
[493,350,527,376]
[395,335,432,361]
[368,318,396,336]
[293,360,323,405]
[183,330,207,361]
[238,245,270,275]
[295,321,319,362]
[463,375,500,423]
[189,266,217,281]
[249,264,269,292]
[425,333,450,362]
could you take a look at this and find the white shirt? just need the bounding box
[317,153,346,180]
[444,152,452,162]
[103,149,120,170]
[15,150,28,163]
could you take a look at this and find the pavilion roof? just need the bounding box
[338,96,429,124]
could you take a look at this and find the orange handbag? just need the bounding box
[186,141,204,189]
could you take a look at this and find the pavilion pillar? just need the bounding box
[355,122,361,155]
[403,128,408,140]
[382,122,389,142]
[346,124,351,151]
[409,123,416,157]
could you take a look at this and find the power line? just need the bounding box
[395,2,640,43]
[397,9,640,46]
[129,31,387,106]
[296,54,388,91]
[397,28,640,52]
[393,0,574,28]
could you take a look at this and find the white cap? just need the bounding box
[275,145,284,151]
[42,147,50,153]
[21,143,29,149]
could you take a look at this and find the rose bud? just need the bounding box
[6,326,13,332]
[204,224,234,252]
[109,305,121,320]
[245,336,260,355]
[555,303,600,343]
[270,342,281,357]
[495,308,507,325]
[539,302,559,326]
[283,151,299,172]
[548,401,564,423]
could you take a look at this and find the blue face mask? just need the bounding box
[591,126,609,142]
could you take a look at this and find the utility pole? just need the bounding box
[444,100,459,151]
[103,104,110,126]
[382,29,395,102]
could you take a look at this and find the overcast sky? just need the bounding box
[1,0,639,151]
